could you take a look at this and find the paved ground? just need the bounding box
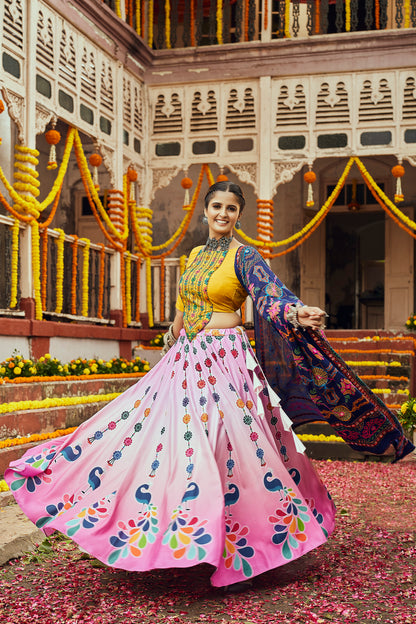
[0,460,415,624]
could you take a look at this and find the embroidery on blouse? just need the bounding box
[179,246,231,340]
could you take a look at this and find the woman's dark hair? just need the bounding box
[204,181,245,213]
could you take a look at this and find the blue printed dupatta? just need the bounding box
[234,245,414,462]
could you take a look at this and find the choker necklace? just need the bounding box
[204,235,233,252]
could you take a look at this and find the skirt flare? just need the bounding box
[5,328,336,586]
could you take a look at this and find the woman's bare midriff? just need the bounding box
[204,311,242,330]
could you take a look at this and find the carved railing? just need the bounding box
[102,0,416,48]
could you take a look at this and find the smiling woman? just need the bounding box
[5,182,413,594]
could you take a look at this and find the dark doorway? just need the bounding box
[326,212,385,329]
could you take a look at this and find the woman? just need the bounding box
[5,181,413,590]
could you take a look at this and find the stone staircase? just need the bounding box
[0,377,140,476]
[0,331,414,476]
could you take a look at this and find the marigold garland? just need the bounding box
[0,372,146,385]
[54,228,65,314]
[31,220,43,320]
[217,0,223,44]
[135,0,141,35]
[344,361,402,367]
[284,0,291,38]
[135,256,141,323]
[165,0,171,48]
[345,0,351,31]
[404,0,411,28]
[353,157,416,231]
[114,0,122,19]
[0,427,78,450]
[148,0,154,47]
[375,0,380,29]
[146,256,154,327]
[0,392,122,416]
[79,238,90,317]
[315,0,320,34]
[125,250,132,326]
[9,219,20,309]
[41,228,48,310]
[160,257,165,322]
[97,244,106,319]
[74,133,126,246]
[71,235,78,315]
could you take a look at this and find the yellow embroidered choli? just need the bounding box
[176,246,248,339]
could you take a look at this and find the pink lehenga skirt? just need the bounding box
[5,327,336,587]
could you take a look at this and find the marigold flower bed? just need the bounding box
[0,460,415,623]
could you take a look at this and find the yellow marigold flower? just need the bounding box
[0,367,6,374]
[133,366,138,372]
[14,367,21,375]
[58,365,63,372]
[83,368,90,375]
[98,359,103,365]
[143,364,150,372]
[121,363,127,369]
[106,362,112,368]
[39,356,45,362]
[413,404,416,413]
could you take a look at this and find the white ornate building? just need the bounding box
[1,0,416,359]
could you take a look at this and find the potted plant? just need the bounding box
[405,315,416,332]
[399,398,416,445]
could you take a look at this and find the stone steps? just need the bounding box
[0,377,140,477]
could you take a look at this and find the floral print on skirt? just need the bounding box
[5,328,336,587]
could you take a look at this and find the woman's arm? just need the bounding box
[172,309,184,338]
[235,246,326,331]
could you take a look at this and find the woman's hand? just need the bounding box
[297,306,327,329]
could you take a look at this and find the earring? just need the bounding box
[235,220,241,229]
[202,215,208,225]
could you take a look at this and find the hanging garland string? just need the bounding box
[97,244,106,320]
[148,0,154,47]
[71,236,78,315]
[125,250,132,326]
[9,219,20,309]
[353,157,416,230]
[361,171,416,240]
[73,132,127,245]
[165,0,171,48]
[146,257,154,327]
[135,257,141,323]
[375,0,380,29]
[217,0,223,44]
[236,157,355,248]
[41,228,49,310]
[315,0,320,34]
[79,238,90,317]
[284,0,291,37]
[160,257,165,322]
[265,159,353,259]
[31,221,42,320]
[135,0,141,35]
[54,228,65,314]
[404,0,411,27]
[345,0,351,31]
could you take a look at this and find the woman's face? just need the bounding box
[204,191,241,239]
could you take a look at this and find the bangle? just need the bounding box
[162,324,177,354]
[287,303,303,329]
